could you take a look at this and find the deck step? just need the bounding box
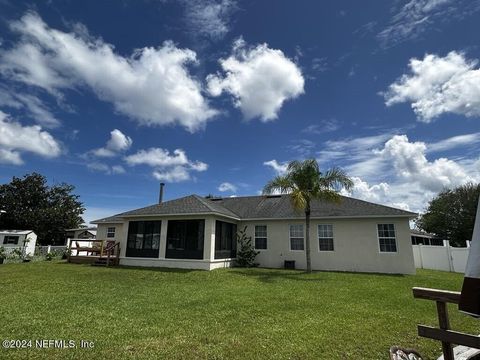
[91,257,119,267]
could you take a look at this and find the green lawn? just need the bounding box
[0,262,477,360]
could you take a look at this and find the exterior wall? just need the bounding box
[240,217,415,274]
[96,216,415,274]
[96,224,123,242]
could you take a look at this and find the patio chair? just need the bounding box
[389,346,423,360]
[75,241,92,256]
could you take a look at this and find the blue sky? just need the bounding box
[0,0,479,224]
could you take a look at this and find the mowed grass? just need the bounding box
[0,262,478,360]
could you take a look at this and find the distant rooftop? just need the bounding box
[0,230,35,235]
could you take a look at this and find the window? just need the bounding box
[3,236,19,244]
[106,227,116,238]
[215,221,237,259]
[126,221,161,258]
[166,220,205,260]
[318,224,334,251]
[378,224,397,253]
[254,225,267,250]
[289,224,304,250]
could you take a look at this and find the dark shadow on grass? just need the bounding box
[58,261,200,273]
[229,267,405,284]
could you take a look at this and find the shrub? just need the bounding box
[0,246,6,259]
[235,226,259,268]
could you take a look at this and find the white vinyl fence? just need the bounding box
[412,240,470,273]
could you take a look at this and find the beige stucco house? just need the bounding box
[91,194,417,274]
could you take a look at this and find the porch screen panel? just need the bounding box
[166,220,205,259]
[215,221,237,259]
[126,220,161,258]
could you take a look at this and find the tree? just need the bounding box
[0,173,85,245]
[235,226,259,267]
[263,159,353,273]
[416,183,480,247]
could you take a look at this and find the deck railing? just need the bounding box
[67,239,120,265]
[412,287,480,360]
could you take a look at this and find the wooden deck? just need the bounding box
[67,239,120,266]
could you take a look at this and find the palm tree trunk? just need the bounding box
[305,205,312,273]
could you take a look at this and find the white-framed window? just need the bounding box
[289,224,304,250]
[377,224,397,253]
[107,227,116,238]
[318,224,334,251]
[254,225,267,250]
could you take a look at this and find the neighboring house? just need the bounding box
[92,194,417,274]
[0,230,37,257]
[411,229,444,246]
[65,227,97,242]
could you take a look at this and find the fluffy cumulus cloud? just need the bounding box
[0,110,61,165]
[323,132,480,213]
[218,182,237,192]
[340,177,390,203]
[182,0,237,40]
[384,52,480,121]
[0,12,217,132]
[207,38,305,121]
[263,159,288,175]
[125,148,207,182]
[92,129,132,158]
[376,135,474,192]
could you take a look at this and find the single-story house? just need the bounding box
[0,230,37,256]
[91,194,417,274]
[410,229,444,246]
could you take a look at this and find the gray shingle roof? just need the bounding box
[91,194,416,224]
[214,194,417,219]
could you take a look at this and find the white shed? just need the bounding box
[0,230,37,257]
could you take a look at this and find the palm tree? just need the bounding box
[263,159,353,273]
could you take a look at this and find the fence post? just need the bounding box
[444,240,454,272]
[418,244,424,269]
[47,245,51,254]
[466,240,471,248]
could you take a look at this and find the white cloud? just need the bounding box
[0,110,61,165]
[0,12,217,132]
[153,166,190,182]
[125,147,207,183]
[92,129,132,158]
[207,38,305,121]
[427,133,480,153]
[302,119,340,135]
[125,148,189,167]
[384,52,480,121]
[340,177,390,203]
[0,87,60,128]
[376,135,475,192]
[218,182,237,192]
[182,0,237,40]
[86,162,125,175]
[263,159,289,175]
[377,0,479,48]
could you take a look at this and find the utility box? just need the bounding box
[284,260,295,269]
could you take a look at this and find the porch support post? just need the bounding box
[203,217,216,261]
[159,219,167,259]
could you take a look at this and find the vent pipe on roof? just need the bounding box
[159,183,165,204]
